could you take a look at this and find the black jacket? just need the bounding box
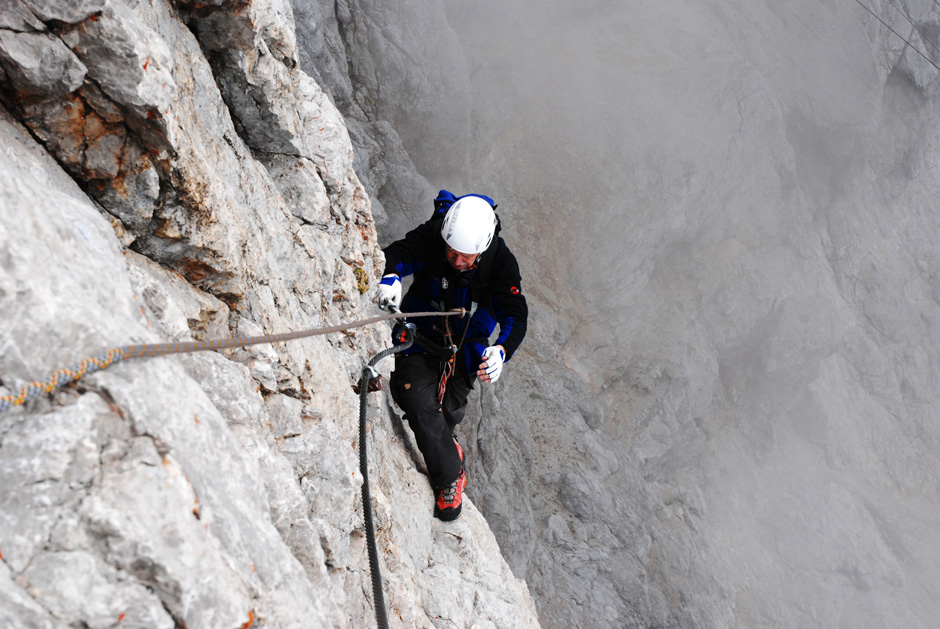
[382,217,528,374]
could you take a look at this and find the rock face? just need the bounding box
[290,0,470,242]
[294,0,940,628]
[6,0,940,627]
[0,1,539,627]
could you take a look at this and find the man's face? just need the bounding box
[445,245,480,271]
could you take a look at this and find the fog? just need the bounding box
[401,0,940,626]
[4,0,938,625]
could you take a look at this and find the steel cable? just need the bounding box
[853,0,940,74]
[0,309,464,413]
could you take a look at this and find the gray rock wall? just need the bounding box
[297,0,940,627]
[451,2,940,628]
[0,1,539,627]
[291,0,473,243]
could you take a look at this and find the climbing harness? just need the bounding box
[0,309,465,413]
[436,317,459,405]
[435,304,474,405]
[358,321,415,629]
[388,305,468,406]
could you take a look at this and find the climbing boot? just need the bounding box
[434,467,467,521]
[434,436,466,521]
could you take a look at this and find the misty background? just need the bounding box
[298,0,940,626]
[0,0,937,625]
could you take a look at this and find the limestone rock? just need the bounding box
[19,0,106,24]
[0,1,541,626]
[291,0,462,241]
[0,0,46,32]
[60,1,177,150]
[292,0,472,182]
[309,0,940,627]
[0,30,86,98]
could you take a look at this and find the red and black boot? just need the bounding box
[434,436,467,521]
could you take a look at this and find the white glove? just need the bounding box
[377,274,401,311]
[479,346,506,383]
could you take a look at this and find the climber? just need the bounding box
[376,193,528,521]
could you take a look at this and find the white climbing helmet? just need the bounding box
[440,196,497,255]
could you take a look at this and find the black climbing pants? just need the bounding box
[390,352,473,489]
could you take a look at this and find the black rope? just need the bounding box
[358,324,415,629]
